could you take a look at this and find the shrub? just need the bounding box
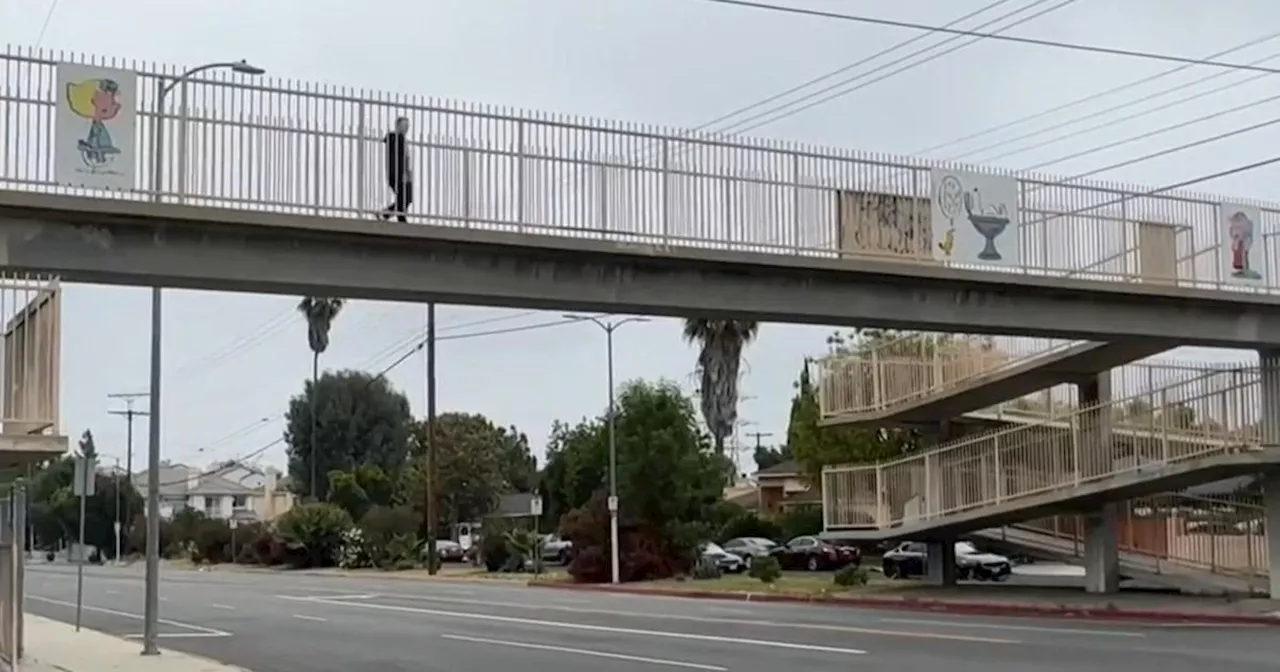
[232,522,274,565]
[692,556,722,580]
[127,516,172,557]
[748,555,781,583]
[562,491,695,584]
[833,564,870,587]
[359,505,419,568]
[335,527,371,569]
[480,532,510,572]
[384,532,421,568]
[276,502,354,568]
[717,512,782,544]
[778,506,823,540]
[189,518,233,564]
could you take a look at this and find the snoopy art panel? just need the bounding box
[1221,202,1266,287]
[54,63,137,191]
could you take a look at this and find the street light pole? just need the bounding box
[564,314,648,585]
[142,59,265,657]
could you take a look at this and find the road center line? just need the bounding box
[326,592,1015,644]
[878,617,1146,638]
[287,596,868,655]
[442,633,727,671]
[27,594,232,636]
[210,603,236,611]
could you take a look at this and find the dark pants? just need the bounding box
[382,181,414,222]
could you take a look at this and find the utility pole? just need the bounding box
[107,392,149,550]
[424,302,438,575]
[744,431,773,451]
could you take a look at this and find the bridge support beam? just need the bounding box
[1083,504,1120,594]
[1076,373,1112,481]
[926,540,957,587]
[1260,349,1280,598]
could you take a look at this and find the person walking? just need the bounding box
[381,116,413,222]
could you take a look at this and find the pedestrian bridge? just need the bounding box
[821,365,1280,539]
[3,46,1280,321]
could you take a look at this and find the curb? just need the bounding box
[526,582,1280,626]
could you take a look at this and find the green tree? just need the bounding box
[499,426,538,493]
[29,454,142,558]
[285,370,412,501]
[788,361,915,483]
[404,413,510,529]
[753,444,792,471]
[327,464,397,521]
[276,501,353,568]
[543,380,726,582]
[683,319,758,455]
[297,296,345,499]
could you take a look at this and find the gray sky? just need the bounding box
[3,0,1277,476]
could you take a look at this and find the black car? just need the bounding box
[721,537,778,569]
[769,535,860,571]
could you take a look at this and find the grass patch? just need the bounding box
[635,571,890,597]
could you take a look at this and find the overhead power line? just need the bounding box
[695,0,1021,132]
[912,30,1280,156]
[694,0,1280,75]
[719,0,1078,136]
[962,48,1280,163]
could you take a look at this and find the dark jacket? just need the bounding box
[384,131,409,185]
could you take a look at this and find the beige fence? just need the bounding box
[823,366,1263,530]
[1017,491,1268,580]
[818,333,1078,419]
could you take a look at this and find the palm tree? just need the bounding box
[297,296,344,500]
[682,319,759,455]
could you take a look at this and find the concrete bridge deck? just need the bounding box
[6,191,1280,347]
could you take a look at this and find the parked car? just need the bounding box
[721,537,778,569]
[954,541,1011,581]
[434,539,467,562]
[769,535,860,572]
[881,541,1011,581]
[541,534,574,565]
[699,542,746,573]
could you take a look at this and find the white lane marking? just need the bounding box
[27,594,232,636]
[123,632,231,639]
[292,614,328,622]
[210,603,236,611]
[105,589,119,595]
[322,592,1015,644]
[284,595,867,655]
[442,633,727,671]
[306,594,378,601]
[878,617,1146,638]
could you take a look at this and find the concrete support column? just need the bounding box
[926,539,956,587]
[1259,349,1280,450]
[1263,476,1280,599]
[1083,503,1120,594]
[1076,373,1113,482]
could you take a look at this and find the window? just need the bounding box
[203,497,218,516]
[232,495,248,510]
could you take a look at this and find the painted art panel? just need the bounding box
[54,63,138,191]
[930,168,1021,267]
[1220,202,1266,286]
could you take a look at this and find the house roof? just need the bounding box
[754,460,800,478]
[187,473,258,496]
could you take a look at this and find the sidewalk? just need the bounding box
[21,615,249,672]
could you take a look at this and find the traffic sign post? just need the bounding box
[72,455,95,632]
[530,496,543,577]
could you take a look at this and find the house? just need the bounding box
[133,460,295,522]
[751,460,820,519]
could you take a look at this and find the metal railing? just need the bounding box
[4,46,1280,293]
[0,273,61,437]
[823,366,1264,530]
[817,333,1078,418]
[1015,491,1268,582]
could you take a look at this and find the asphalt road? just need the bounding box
[22,564,1280,672]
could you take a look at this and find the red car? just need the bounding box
[769,535,861,571]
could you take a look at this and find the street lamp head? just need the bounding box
[231,60,266,76]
